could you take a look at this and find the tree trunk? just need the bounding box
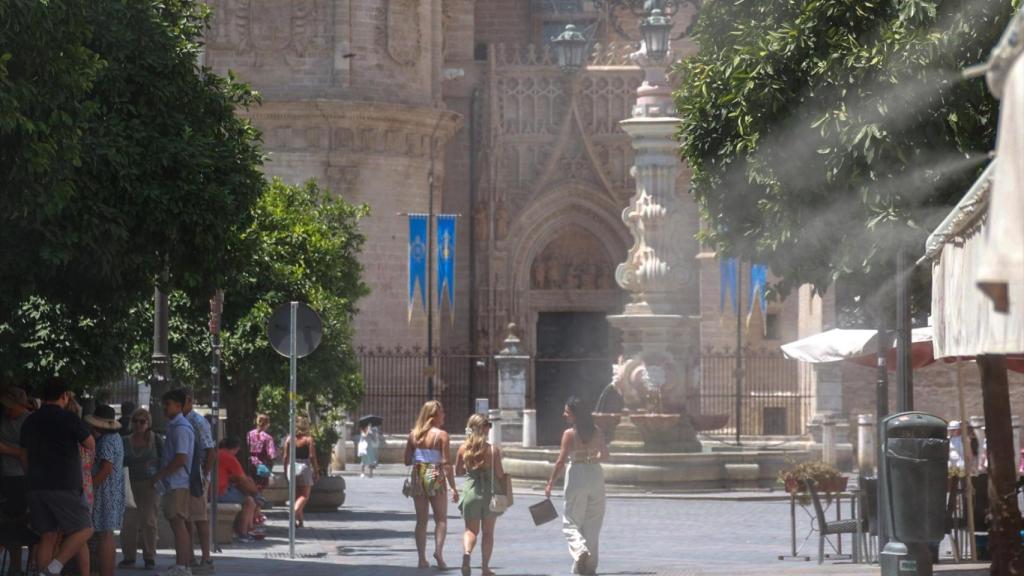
[222,377,258,472]
[978,355,1024,575]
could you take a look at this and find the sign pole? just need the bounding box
[288,301,298,559]
[208,291,223,554]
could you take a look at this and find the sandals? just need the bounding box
[461,554,471,576]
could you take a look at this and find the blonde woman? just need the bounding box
[404,400,457,569]
[283,416,318,528]
[455,414,504,576]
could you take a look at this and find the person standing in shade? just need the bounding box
[455,414,504,576]
[20,377,95,576]
[119,401,137,436]
[358,423,381,478]
[152,389,195,576]
[404,400,458,570]
[545,396,608,576]
[181,389,215,574]
[120,408,162,570]
[282,416,319,528]
[0,387,32,575]
[86,405,125,576]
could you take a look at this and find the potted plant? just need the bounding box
[778,461,847,503]
[308,422,346,511]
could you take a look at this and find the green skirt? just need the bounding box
[458,472,502,520]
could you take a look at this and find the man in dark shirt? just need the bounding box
[21,377,95,576]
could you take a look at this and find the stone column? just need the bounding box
[494,324,529,443]
[522,409,537,448]
[858,414,877,473]
[607,47,701,452]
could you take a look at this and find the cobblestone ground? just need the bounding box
[146,474,987,576]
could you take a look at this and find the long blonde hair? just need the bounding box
[463,414,491,471]
[411,400,443,445]
[296,416,311,437]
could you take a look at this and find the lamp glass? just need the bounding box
[553,23,587,69]
[641,9,672,61]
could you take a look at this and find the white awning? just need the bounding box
[924,161,1024,357]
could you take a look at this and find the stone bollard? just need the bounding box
[857,414,876,474]
[522,409,537,448]
[488,409,502,448]
[822,414,837,467]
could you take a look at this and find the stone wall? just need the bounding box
[473,0,533,48]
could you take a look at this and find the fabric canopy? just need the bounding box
[925,160,1024,358]
[781,328,935,369]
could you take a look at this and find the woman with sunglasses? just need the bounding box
[119,408,162,570]
[455,414,505,576]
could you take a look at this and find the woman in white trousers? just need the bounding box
[545,396,609,575]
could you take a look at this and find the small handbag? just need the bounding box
[488,447,511,513]
[402,466,413,498]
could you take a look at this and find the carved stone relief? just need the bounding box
[529,227,614,291]
[375,0,422,67]
[205,0,333,71]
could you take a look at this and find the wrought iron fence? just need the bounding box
[354,348,494,435]
[697,350,812,436]
[356,348,811,437]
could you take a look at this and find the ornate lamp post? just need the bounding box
[552,24,588,70]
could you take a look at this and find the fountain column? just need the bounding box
[608,50,702,452]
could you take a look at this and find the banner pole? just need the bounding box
[289,301,297,559]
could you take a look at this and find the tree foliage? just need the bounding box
[0,0,264,385]
[126,180,370,438]
[674,0,1017,316]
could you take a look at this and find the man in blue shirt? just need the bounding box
[182,388,216,573]
[152,389,194,576]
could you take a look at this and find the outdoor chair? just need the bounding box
[807,478,866,564]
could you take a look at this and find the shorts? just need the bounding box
[219,486,249,505]
[294,461,314,487]
[28,490,92,534]
[163,489,190,522]
[2,476,27,518]
[189,478,209,521]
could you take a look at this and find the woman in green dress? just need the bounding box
[455,414,505,576]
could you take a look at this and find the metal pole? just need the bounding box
[288,301,297,559]
[151,278,172,432]
[208,291,223,554]
[735,262,743,445]
[875,312,891,550]
[895,246,913,412]
[427,141,436,401]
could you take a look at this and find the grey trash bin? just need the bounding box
[884,412,949,543]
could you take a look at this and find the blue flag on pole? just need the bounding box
[436,214,457,321]
[719,257,738,314]
[747,263,769,327]
[408,214,428,322]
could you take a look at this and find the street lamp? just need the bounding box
[553,23,588,70]
[640,8,673,61]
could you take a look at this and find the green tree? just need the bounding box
[0,0,264,386]
[674,0,1016,317]
[127,179,370,441]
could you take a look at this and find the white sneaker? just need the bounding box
[161,566,192,576]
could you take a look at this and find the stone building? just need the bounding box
[205,0,983,443]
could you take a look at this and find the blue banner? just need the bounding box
[719,257,738,314]
[747,263,769,326]
[408,214,428,321]
[436,214,457,320]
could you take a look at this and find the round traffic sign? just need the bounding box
[267,302,324,358]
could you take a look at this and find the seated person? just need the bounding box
[217,437,262,541]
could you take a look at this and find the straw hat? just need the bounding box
[0,387,32,411]
[85,404,121,431]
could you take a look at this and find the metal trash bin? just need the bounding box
[881,412,949,576]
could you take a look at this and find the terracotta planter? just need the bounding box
[630,413,682,450]
[690,413,730,432]
[592,413,622,442]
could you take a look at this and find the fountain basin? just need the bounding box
[630,413,682,449]
[592,413,622,441]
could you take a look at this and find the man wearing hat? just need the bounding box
[0,387,32,574]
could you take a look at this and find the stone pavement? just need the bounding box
[138,475,988,576]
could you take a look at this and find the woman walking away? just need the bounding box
[247,413,276,525]
[455,414,504,576]
[120,408,161,570]
[545,396,608,575]
[358,423,381,478]
[404,400,458,569]
[283,416,318,528]
[86,405,126,576]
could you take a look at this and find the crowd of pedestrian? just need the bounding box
[403,396,608,576]
[0,379,286,576]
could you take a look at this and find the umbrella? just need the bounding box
[781,327,935,370]
[358,415,384,428]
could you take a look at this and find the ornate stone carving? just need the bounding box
[473,204,488,242]
[377,0,422,67]
[529,227,614,290]
[494,201,509,241]
[205,0,332,69]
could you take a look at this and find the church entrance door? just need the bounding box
[535,312,613,446]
